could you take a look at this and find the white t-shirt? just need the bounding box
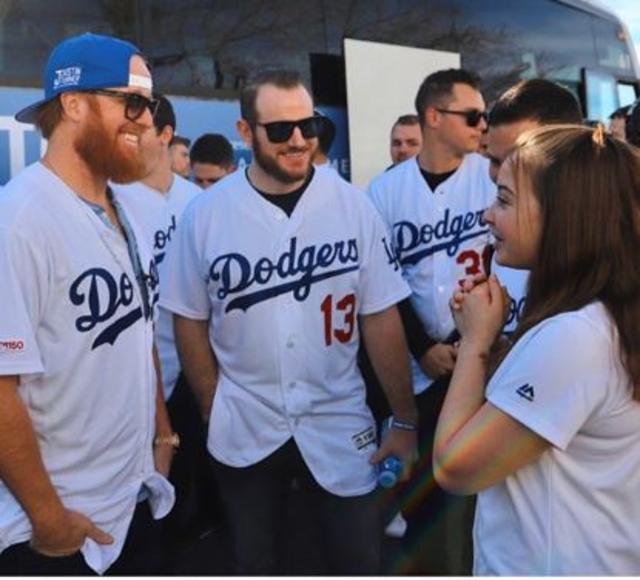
[160,166,410,496]
[0,163,174,574]
[112,174,200,400]
[475,302,640,575]
[367,154,496,394]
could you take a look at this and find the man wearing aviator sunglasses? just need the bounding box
[2,33,175,575]
[367,68,495,575]
[161,69,418,575]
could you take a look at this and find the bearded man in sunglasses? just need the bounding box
[161,69,418,574]
[0,33,175,575]
[367,68,495,574]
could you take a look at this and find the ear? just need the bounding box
[59,92,88,123]
[236,118,253,148]
[424,106,440,129]
[159,125,174,147]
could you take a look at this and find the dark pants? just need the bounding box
[0,501,163,576]
[163,373,223,551]
[211,438,382,575]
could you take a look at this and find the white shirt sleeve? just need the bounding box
[0,227,45,374]
[486,313,613,450]
[357,202,410,315]
[159,202,211,321]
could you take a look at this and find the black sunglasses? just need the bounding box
[436,108,488,127]
[255,116,323,143]
[87,89,159,122]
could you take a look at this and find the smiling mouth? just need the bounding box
[121,133,140,146]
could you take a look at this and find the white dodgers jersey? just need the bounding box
[368,154,496,393]
[113,175,200,400]
[160,166,410,496]
[0,163,173,574]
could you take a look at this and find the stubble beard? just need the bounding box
[251,134,314,185]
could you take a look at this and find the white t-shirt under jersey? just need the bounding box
[475,302,640,575]
[113,174,200,400]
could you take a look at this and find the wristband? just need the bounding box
[391,418,418,432]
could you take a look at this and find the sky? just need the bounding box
[598,0,640,59]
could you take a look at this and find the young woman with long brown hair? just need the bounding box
[433,124,640,575]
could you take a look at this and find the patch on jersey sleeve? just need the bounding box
[0,339,26,353]
[516,383,535,402]
[352,426,376,452]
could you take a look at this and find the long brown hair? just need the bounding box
[495,125,640,398]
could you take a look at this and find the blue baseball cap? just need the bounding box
[15,33,149,124]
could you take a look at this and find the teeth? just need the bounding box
[123,133,139,145]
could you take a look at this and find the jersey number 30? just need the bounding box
[321,293,356,346]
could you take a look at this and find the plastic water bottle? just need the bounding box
[377,417,403,488]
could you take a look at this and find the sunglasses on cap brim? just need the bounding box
[255,115,324,143]
[436,108,488,127]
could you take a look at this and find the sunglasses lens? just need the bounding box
[125,94,146,121]
[264,122,294,143]
[466,111,487,127]
[300,117,322,139]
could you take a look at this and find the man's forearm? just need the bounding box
[361,306,417,423]
[0,375,66,532]
[173,315,218,421]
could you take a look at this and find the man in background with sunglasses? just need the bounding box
[0,33,175,575]
[367,68,495,574]
[161,69,418,574]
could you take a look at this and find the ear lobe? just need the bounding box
[236,119,253,148]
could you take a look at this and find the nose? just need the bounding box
[483,203,495,225]
[289,126,306,147]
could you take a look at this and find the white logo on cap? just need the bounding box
[53,66,82,89]
[129,74,153,90]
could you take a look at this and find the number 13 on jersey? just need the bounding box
[321,293,356,346]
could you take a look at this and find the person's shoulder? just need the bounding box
[368,158,416,191]
[524,302,614,358]
[172,173,201,197]
[312,166,375,210]
[0,163,53,228]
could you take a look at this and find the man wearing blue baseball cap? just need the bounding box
[0,33,176,575]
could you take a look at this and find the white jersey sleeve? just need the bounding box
[160,194,211,320]
[0,226,45,374]
[486,304,617,449]
[358,197,409,314]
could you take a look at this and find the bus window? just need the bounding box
[592,16,634,74]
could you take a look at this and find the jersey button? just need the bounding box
[289,381,296,389]
[286,336,295,348]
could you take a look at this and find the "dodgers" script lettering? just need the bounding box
[209,236,360,312]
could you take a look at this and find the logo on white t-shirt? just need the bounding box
[516,383,535,402]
